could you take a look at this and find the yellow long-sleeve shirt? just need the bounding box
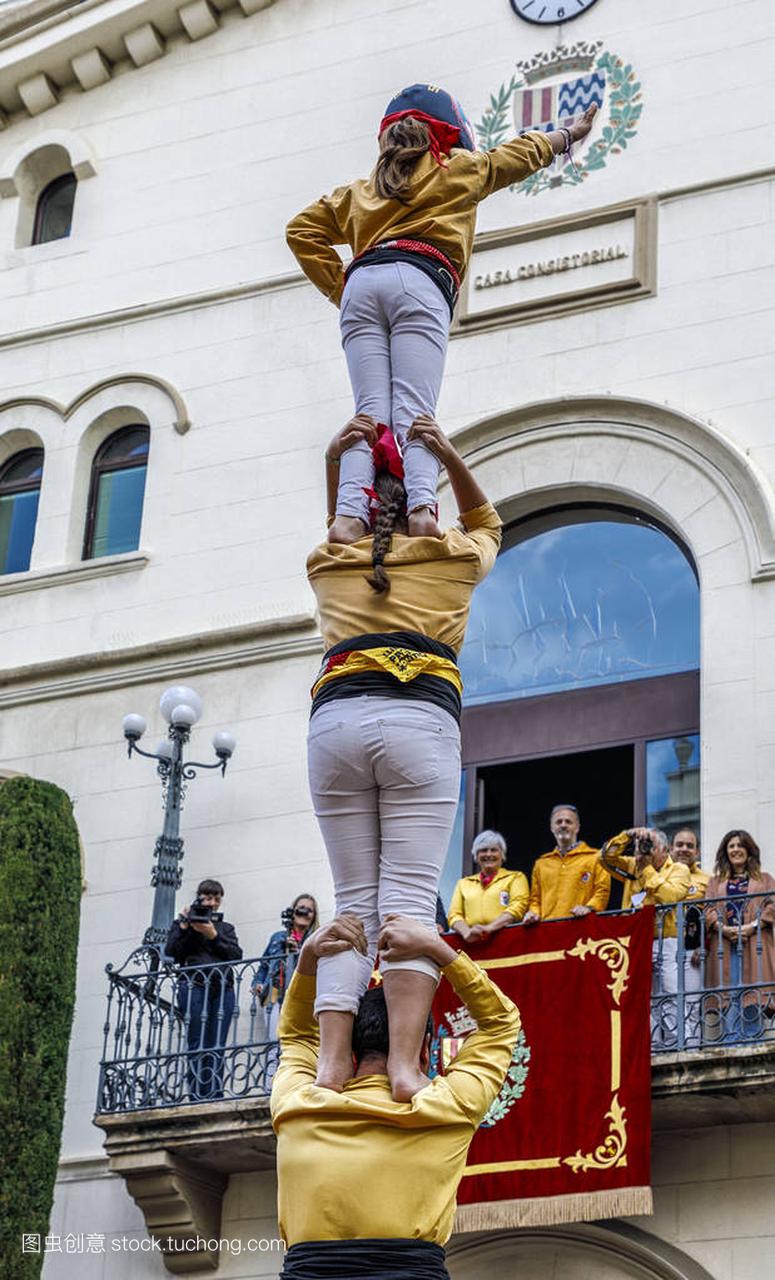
[601,833,692,937]
[307,502,502,653]
[527,842,610,919]
[286,132,554,305]
[271,952,520,1246]
[686,866,710,900]
[448,867,529,928]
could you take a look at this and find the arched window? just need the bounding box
[439,505,701,902]
[460,507,699,704]
[32,172,77,245]
[0,449,44,574]
[83,427,149,561]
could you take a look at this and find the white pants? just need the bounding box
[338,262,449,522]
[307,696,461,1015]
[651,935,678,1048]
[683,950,704,1047]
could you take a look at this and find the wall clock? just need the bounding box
[510,0,600,24]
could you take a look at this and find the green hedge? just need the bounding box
[0,777,81,1280]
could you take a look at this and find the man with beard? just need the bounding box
[523,804,610,925]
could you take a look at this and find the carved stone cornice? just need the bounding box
[0,0,276,128]
[0,611,321,706]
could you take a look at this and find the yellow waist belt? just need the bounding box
[311,646,463,699]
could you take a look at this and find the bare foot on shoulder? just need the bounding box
[315,1054,353,1093]
[388,1060,431,1102]
[328,516,369,545]
[407,507,442,539]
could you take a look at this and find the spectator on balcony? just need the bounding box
[671,828,708,1040]
[255,894,319,1049]
[166,878,243,1101]
[448,830,528,944]
[600,828,691,1047]
[272,913,519,1279]
[522,804,610,925]
[704,831,775,1042]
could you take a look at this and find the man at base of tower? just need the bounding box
[271,914,520,1279]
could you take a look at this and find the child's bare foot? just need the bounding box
[328,516,368,545]
[388,1061,431,1102]
[407,507,442,539]
[315,1054,353,1092]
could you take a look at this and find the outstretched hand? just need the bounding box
[570,103,598,143]
[326,414,378,463]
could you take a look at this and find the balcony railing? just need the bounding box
[96,893,775,1115]
[650,889,775,1053]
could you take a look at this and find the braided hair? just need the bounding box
[367,469,407,594]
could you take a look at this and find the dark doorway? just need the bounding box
[477,744,634,907]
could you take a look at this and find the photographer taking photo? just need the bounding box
[601,827,691,1047]
[255,894,319,1079]
[165,878,243,1100]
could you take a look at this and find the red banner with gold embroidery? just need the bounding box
[432,909,653,1229]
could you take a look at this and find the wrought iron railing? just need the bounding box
[96,946,280,1114]
[651,889,775,1053]
[96,893,775,1114]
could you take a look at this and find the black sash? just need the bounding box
[310,631,461,724]
[279,1239,450,1279]
[277,1239,448,1280]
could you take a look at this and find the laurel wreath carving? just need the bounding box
[564,1093,628,1172]
[479,1029,531,1129]
[566,935,631,1006]
[474,50,642,196]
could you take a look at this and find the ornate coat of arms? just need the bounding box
[476,40,643,196]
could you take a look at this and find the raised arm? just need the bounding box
[544,104,598,160]
[599,831,638,884]
[406,416,488,514]
[474,104,598,197]
[324,416,379,520]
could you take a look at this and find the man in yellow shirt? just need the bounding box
[523,804,610,925]
[271,914,519,1279]
[601,827,692,1048]
[448,829,529,943]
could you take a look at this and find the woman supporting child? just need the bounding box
[306,413,500,1099]
[287,83,597,543]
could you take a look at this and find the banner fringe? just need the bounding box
[454,1186,653,1233]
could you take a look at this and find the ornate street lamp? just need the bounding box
[122,684,236,948]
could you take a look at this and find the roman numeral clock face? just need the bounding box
[510,0,600,23]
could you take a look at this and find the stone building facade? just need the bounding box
[0,0,773,1276]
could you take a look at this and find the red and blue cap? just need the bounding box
[379,84,477,163]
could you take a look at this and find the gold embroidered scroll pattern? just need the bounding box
[461,932,632,1180]
[564,1094,628,1173]
[566,935,631,1006]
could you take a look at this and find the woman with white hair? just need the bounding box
[448,830,529,944]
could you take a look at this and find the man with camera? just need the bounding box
[165,878,243,1101]
[601,827,691,1046]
